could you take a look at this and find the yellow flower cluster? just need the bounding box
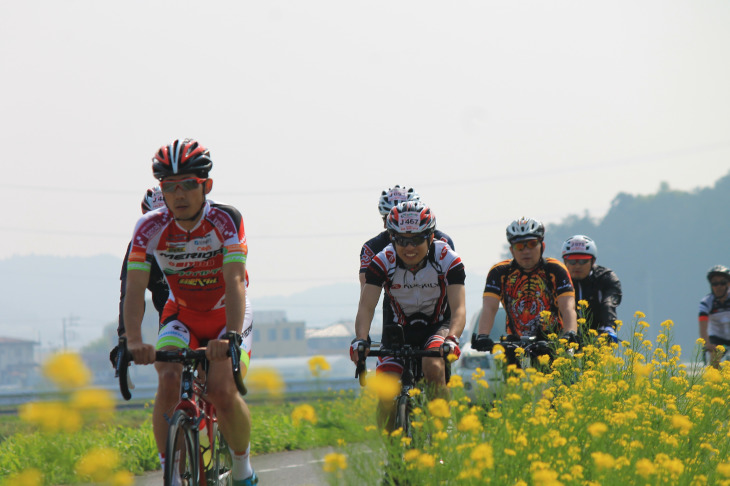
[307,355,331,377]
[291,403,317,426]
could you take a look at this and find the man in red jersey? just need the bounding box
[124,139,257,486]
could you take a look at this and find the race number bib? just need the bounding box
[398,211,421,232]
[387,187,408,203]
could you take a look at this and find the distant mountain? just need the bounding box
[542,170,730,354]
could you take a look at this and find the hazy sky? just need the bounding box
[2,0,729,299]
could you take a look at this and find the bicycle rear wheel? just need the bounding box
[165,410,200,486]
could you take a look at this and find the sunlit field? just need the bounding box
[3,312,730,485]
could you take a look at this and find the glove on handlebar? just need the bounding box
[472,334,495,352]
[350,338,369,361]
[442,336,461,359]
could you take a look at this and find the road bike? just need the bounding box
[354,326,450,440]
[474,334,554,369]
[115,334,247,486]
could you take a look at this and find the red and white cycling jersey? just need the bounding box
[127,200,248,337]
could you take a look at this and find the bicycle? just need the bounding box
[115,334,247,486]
[354,326,450,440]
[474,334,554,369]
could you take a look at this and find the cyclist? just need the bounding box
[359,185,454,288]
[117,186,169,337]
[123,139,257,486]
[699,265,730,366]
[351,201,465,428]
[561,235,622,343]
[473,218,578,360]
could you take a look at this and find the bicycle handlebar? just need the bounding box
[115,336,247,400]
[354,343,447,387]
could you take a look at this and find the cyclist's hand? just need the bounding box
[562,330,579,345]
[705,342,718,353]
[350,338,369,363]
[206,338,230,361]
[441,336,461,359]
[127,340,156,365]
[597,326,619,344]
[472,334,495,352]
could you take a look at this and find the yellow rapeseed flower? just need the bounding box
[477,379,489,389]
[540,310,552,320]
[427,398,450,418]
[717,462,730,478]
[246,367,285,397]
[577,318,587,325]
[365,373,400,401]
[418,453,435,469]
[458,414,482,433]
[538,354,551,366]
[308,355,331,377]
[42,352,91,389]
[578,300,588,308]
[635,311,646,319]
[448,374,464,388]
[3,469,43,486]
[408,388,421,397]
[404,449,421,462]
[671,414,693,435]
[291,404,317,426]
[75,448,120,483]
[472,367,485,379]
[635,458,656,478]
[592,452,615,470]
[587,422,608,438]
[433,431,448,441]
[109,470,135,486]
[19,401,82,433]
[470,443,494,469]
[322,453,347,472]
[70,388,115,419]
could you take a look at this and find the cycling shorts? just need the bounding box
[376,322,449,376]
[156,295,254,370]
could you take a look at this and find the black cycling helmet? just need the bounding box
[707,265,730,282]
[152,138,212,180]
[506,217,545,243]
[386,201,436,236]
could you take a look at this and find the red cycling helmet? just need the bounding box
[386,201,436,236]
[152,139,212,180]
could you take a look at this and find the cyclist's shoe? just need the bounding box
[233,472,258,486]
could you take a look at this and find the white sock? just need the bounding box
[229,444,253,480]
[159,453,165,470]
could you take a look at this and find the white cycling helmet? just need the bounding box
[386,201,436,235]
[141,186,165,214]
[562,235,598,259]
[378,185,420,217]
[506,217,545,243]
[707,265,730,283]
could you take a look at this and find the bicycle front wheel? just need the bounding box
[394,394,412,440]
[165,410,200,486]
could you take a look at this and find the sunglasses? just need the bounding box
[511,240,540,251]
[160,177,207,193]
[711,280,729,287]
[565,259,591,266]
[392,234,429,247]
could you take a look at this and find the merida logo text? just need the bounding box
[160,248,224,260]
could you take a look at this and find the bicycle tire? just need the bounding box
[165,410,200,486]
[394,394,412,440]
[206,421,233,486]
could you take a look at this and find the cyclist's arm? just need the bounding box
[558,295,578,333]
[446,284,466,338]
[477,295,500,336]
[223,261,246,335]
[123,268,155,363]
[598,272,622,328]
[358,272,366,290]
[698,316,712,349]
[355,283,381,340]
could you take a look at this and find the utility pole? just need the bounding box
[62,314,80,350]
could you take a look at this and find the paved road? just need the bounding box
[133,447,334,486]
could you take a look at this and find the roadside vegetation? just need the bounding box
[3,312,730,485]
